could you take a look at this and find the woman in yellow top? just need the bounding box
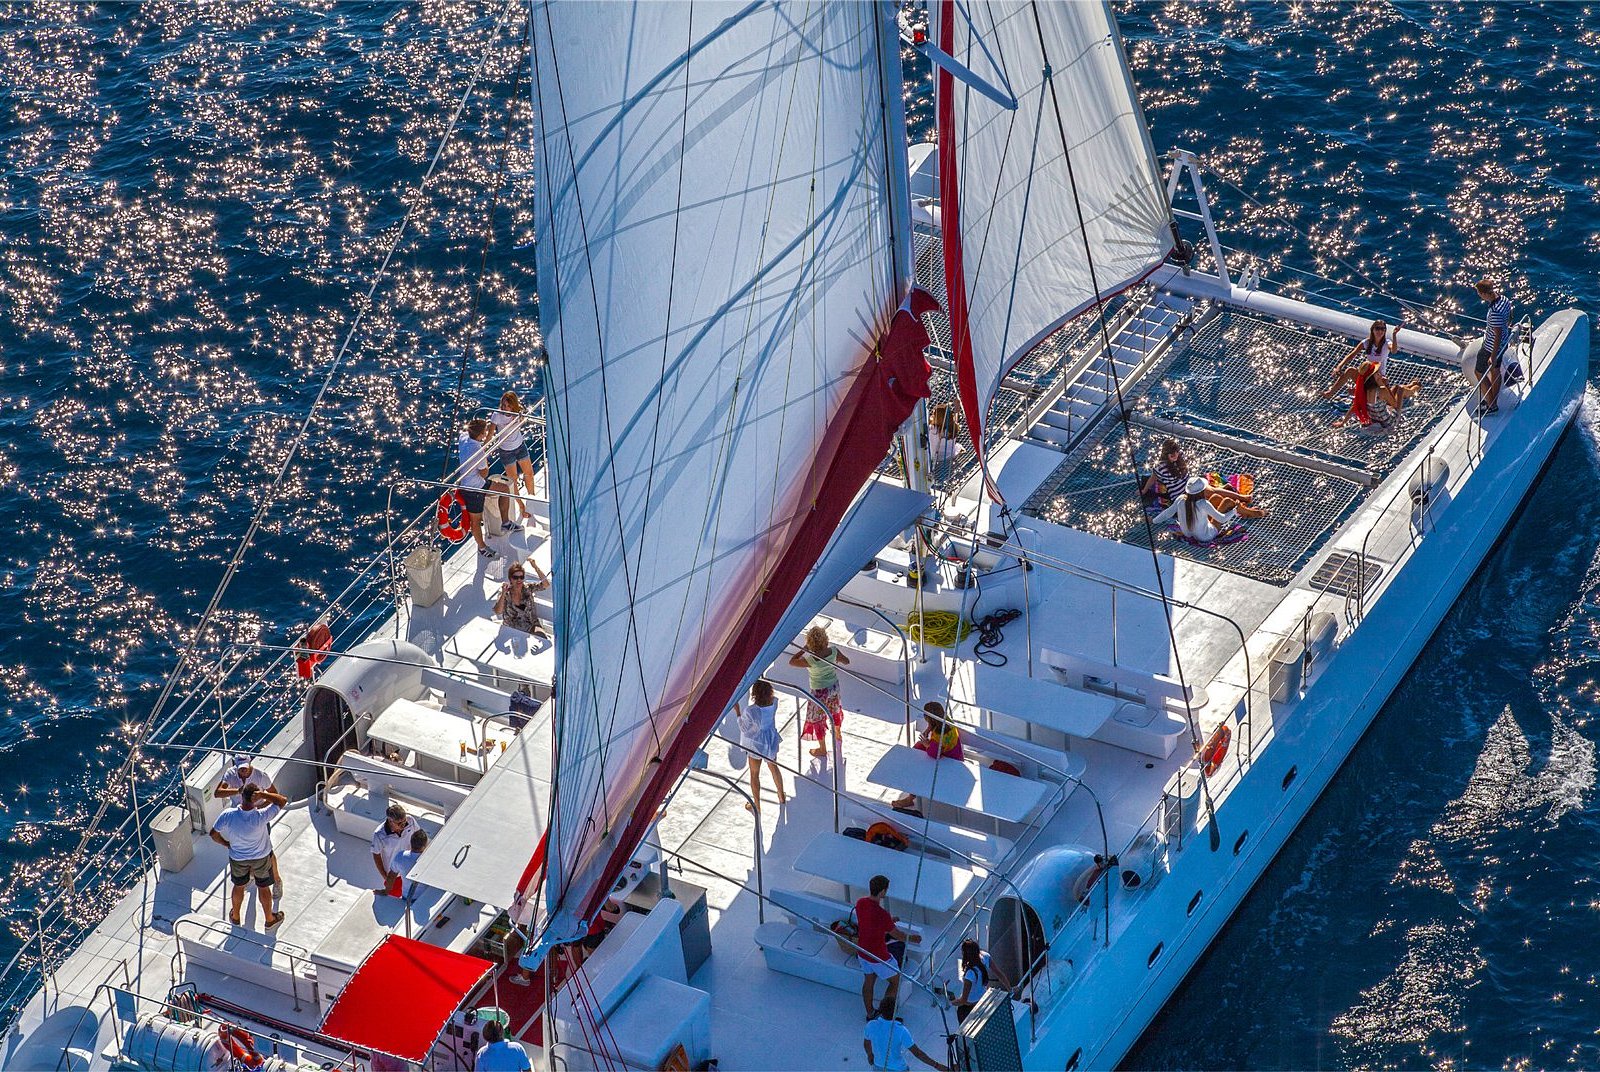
[892,702,963,812]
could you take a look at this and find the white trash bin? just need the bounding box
[406,544,446,609]
[150,805,194,874]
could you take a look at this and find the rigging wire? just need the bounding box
[1027,2,1223,855]
[53,0,523,912]
[435,16,530,482]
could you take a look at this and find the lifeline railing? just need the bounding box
[93,980,362,1071]
[1350,323,1541,623]
[0,402,546,1029]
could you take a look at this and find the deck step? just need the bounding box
[1028,422,1076,447]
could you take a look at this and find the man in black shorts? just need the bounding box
[210,784,288,929]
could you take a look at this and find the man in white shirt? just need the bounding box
[209,785,288,929]
[475,1019,531,1072]
[371,804,422,896]
[215,754,282,901]
[458,418,503,560]
[863,998,945,1072]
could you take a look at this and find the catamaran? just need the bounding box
[2,3,1586,1070]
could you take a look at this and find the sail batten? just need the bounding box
[530,0,926,942]
[937,0,1172,491]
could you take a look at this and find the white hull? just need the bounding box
[1029,310,1588,1071]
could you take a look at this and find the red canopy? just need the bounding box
[320,935,493,1062]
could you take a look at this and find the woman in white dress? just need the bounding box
[733,679,784,815]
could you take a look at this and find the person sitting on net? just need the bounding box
[1152,476,1255,544]
[1326,358,1419,427]
[1140,439,1264,518]
[1327,318,1401,389]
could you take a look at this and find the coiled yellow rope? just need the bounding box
[904,610,971,648]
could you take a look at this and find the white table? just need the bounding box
[793,832,979,915]
[444,615,556,699]
[967,661,1118,739]
[867,745,1048,824]
[367,698,516,784]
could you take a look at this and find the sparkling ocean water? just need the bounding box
[2,3,1598,1068]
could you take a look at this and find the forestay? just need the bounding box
[936,0,1171,489]
[530,1,930,944]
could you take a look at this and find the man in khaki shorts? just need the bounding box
[210,784,288,929]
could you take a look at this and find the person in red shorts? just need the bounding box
[855,874,921,1019]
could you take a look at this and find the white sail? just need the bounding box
[936,0,1171,471]
[530,0,929,943]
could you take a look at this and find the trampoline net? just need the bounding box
[1139,311,1470,476]
[1022,421,1365,585]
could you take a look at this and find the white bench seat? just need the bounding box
[176,914,317,1005]
[961,729,1087,785]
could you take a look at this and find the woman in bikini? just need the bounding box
[1325,320,1419,425]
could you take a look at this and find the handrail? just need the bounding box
[1352,349,1511,621]
[0,462,512,1029]
[95,981,361,1070]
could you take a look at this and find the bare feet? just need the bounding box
[809,746,827,757]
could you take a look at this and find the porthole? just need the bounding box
[1066,1049,1083,1071]
[1233,830,1249,856]
[1147,941,1164,967]
[1282,765,1298,790]
[1187,890,1203,916]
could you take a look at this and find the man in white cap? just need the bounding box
[216,754,283,901]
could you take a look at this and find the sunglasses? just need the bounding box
[510,571,525,579]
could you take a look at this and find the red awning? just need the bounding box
[320,934,494,1062]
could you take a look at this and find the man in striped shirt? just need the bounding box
[1474,278,1513,415]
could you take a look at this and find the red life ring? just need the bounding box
[1199,723,1232,777]
[295,621,333,680]
[437,490,469,543]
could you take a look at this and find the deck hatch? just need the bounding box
[1307,550,1383,599]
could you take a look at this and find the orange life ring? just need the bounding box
[1199,723,1232,777]
[437,490,469,543]
[219,1024,263,1068]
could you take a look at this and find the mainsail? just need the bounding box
[935,0,1172,492]
[529,1,933,943]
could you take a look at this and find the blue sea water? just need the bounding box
[0,2,1597,1068]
